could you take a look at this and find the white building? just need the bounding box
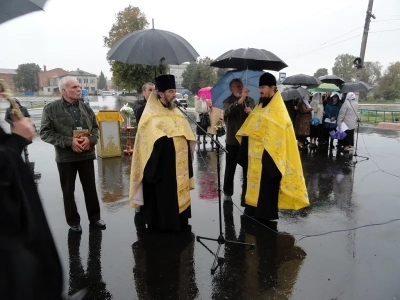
[169,63,188,89]
[61,69,97,92]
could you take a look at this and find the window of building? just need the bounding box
[90,79,95,84]
[84,78,88,83]
[48,88,51,92]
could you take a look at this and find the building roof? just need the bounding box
[0,68,17,74]
[62,69,97,77]
[37,68,68,87]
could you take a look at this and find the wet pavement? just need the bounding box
[2,96,400,299]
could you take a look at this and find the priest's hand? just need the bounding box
[72,138,85,153]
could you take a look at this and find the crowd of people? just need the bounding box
[287,91,359,153]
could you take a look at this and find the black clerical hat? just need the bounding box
[259,72,276,87]
[155,74,176,92]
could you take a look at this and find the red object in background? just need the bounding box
[197,86,212,100]
[124,126,135,155]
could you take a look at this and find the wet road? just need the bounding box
[3,96,400,299]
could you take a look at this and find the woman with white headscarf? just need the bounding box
[309,93,324,148]
[337,92,359,152]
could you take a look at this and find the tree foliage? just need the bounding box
[359,61,382,86]
[376,62,400,100]
[103,5,154,92]
[97,71,108,90]
[313,68,328,77]
[181,57,219,94]
[13,63,41,92]
[332,53,357,82]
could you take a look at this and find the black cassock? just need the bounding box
[141,136,193,231]
[237,98,282,221]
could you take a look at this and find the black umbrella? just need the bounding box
[282,74,322,86]
[1,0,48,24]
[107,28,200,66]
[210,48,288,71]
[318,75,345,87]
[281,87,310,101]
[340,81,373,93]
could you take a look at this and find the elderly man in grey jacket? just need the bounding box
[40,76,105,233]
[222,79,255,202]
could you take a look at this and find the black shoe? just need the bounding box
[224,195,232,202]
[69,224,82,233]
[90,219,106,229]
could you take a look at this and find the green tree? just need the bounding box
[216,68,230,80]
[13,63,41,92]
[197,57,218,87]
[181,57,219,94]
[103,5,154,92]
[182,62,200,94]
[376,62,400,100]
[359,61,382,86]
[332,54,357,82]
[313,68,328,77]
[97,71,108,90]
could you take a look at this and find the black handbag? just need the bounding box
[200,113,211,127]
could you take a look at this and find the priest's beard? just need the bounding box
[165,99,176,110]
[159,96,176,110]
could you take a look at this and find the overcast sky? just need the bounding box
[1,0,399,81]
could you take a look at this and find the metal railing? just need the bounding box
[359,109,400,123]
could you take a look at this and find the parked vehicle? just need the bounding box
[175,92,187,108]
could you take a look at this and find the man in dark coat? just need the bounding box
[0,117,64,299]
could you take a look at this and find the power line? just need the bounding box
[319,25,363,46]
[370,28,400,33]
[372,18,400,22]
[286,28,399,61]
[287,34,362,60]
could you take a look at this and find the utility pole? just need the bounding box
[358,0,376,70]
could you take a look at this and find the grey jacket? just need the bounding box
[223,94,255,146]
[40,98,99,163]
[337,99,359,130]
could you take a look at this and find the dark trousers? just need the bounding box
[338,129,355,147]
[57,159,101,226]
[223,144,240,196]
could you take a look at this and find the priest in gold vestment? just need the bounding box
[236,73,309,222]
[129,75,196,231]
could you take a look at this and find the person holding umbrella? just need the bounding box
[236,73,309,222]
[222,79,255,202]
[133,82,155,125]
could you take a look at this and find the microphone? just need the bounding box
[173,99,186,110]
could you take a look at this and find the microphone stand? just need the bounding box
[175,102,255,275]
[352,118,369,165]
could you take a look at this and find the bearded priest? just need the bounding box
[236,72,309,223]
[129,74,196,231]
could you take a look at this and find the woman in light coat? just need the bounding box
[195,94,211,145]
[207,103,224,150]
[337,92,359,152]
[309,93,324,148]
